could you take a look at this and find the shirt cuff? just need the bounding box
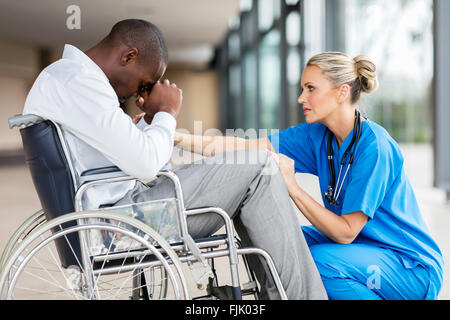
[136,112,177,132]
[135,116,149,130]
[151,112,177,132]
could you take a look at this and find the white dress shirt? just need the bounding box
[23,44,176,209]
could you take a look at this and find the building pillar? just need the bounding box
[433,0,450,201]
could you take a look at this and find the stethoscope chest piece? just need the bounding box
[324,185,339,206]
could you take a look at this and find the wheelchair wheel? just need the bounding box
[131,265,169,300]
[0,209,46,269]
[0,211,189,300]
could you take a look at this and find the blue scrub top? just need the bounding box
[269,119,444,297]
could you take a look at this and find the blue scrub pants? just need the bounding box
[302,225,431,300]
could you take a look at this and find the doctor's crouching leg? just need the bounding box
[307,242,430,300]
[117,149,327,299]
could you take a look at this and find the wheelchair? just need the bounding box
[0,114,287,300]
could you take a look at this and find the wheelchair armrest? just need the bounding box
[79,162,171,185]
[81,165,121,176]
[75,164,174,211]
[160,162,172,172]
[79,166,130,184]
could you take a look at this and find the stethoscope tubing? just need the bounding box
[326,109,362,206]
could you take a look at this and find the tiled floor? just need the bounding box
[0,144,448,299]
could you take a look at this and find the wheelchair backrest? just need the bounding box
[20,120,81,268]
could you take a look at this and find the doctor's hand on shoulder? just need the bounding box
[135,79,183,124]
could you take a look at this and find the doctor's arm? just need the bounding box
[174,132,274,156]
[273,153,368,245]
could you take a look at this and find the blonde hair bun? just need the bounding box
[353,55,378,93]
[307,52,378,103]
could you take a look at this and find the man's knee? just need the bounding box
[223,149,270,166]
[243,149,279,177]
[208,149,278,178]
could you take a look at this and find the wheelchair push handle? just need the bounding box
[8,114,45,129]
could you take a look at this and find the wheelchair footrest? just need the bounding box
[208,284,235,300]
[241,280,259,297]
[183,234,215,290]
[241,280,258,291]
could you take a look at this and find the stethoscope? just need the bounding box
[324,109,362,206]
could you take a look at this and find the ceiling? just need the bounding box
[0,0,241,66]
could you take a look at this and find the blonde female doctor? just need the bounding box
[174,52,443,300]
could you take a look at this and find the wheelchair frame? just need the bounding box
[0,114,287,300]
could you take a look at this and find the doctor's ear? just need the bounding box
[337,84,351,103]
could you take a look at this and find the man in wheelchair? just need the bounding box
[15,19,327,300]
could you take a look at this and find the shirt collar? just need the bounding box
[62,44,109,83]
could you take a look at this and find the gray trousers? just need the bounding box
[115,149,327,300]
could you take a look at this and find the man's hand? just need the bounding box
[135,79,183,123]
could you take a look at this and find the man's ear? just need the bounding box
[120,47,139,66]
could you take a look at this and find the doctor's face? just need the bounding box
[297,65,340,124]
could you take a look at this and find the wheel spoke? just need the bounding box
[90,231,117,300]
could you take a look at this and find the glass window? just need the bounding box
[228,14,240,31]
[285,0,299,5]
[286,10,301,46]
[344,0,433,143]
[240,0,253,12]
[220,0,305,132]
[259,29,281,130]
[243,50,258,130]
[228,32,240,61]
[286,9,302,126]
[242,9,257,48]
[287,48,301,126]
[229,64,241,128]
[258,0,281,31]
